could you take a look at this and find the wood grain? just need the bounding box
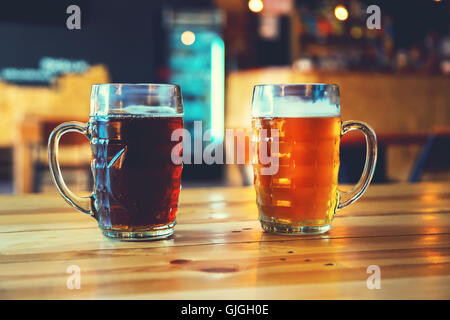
[0,183,449,299]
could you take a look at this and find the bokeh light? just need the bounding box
[350,26,363,39]
[181,30,195,46]
[334,5,349,21]
[248,0,264,13]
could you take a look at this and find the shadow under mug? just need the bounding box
[48,83,184,240]
[251,84,377,235]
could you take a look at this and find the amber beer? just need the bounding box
[253,116,341,231]
[251,84,377,235]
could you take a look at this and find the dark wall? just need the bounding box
[294,0,449,49]
[0,0,166,82]
[370,0,449,48]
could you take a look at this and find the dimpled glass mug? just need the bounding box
[48,84,184,240]
[252,84,377,235]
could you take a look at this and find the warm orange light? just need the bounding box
[334,5,349,21]
[248,0,263,13]
[350,26,363,38]
[181,30,195,46]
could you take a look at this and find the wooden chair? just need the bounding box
[14,116,91,193]
[409,127,450,182]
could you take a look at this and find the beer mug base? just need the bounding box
[100,221,176,241]
[260,221,331,235]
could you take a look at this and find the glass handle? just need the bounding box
[338,120,377,210]
[48,121,94,215]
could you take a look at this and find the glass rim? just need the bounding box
[251,83,340,117]
[91,83,180,89]
[90,83,183,116]
[253,83,339,89]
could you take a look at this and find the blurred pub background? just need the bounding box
[0,0,448,194]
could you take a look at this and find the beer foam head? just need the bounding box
[251,84,341,118]
[91,83,184,117]
[110,105,183,117]
[252,96,340,118]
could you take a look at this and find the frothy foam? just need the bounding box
[252,96,340,118]
[109,105,183,117]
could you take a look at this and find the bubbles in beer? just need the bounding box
[253,116,341,229]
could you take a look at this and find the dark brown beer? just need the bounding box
[91,115,183,232]
[253,116,341,228]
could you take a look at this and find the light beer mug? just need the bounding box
[252,84,377,234]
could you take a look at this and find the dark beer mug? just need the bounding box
[48,84,184,240]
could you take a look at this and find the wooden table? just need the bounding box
[1,183,450,299]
